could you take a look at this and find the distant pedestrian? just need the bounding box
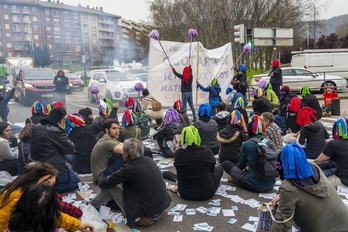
[53,70,69,107]
[231,64,248,96]
[269,59,282,97]
[301,85,322,120]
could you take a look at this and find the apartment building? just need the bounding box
[0,0,149,67]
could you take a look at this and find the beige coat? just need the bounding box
[142,94,164,120]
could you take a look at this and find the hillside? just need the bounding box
[319,14,348,36]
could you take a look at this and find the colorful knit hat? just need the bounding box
[132,99,143,113]
[296,106,317,127]
[182,65,191,84]
[332,117,348,139]
[31,100,48,114]
[211,78,218,86]
[289,96,301,113]
[280,143,313,179]
[164,107,181,126]
[248,114,265,135]
[180,125,201,146]
[234,97,245,110]
[173,99,183,111]
[198,104,213,117]
[99,98,113,116]
[252,87,263,99]
[64,114,86,135]
[124,97,134,108]
[230,110,247,132]
[258,79,268,90]
[122,109,137,128]
[301,85,311,97]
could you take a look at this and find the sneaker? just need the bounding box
[135,217,156,227]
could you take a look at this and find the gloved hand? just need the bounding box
[226,87,233,95]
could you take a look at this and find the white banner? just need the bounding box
[148,39,234,107]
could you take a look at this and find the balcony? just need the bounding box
[14,37,22,41]
[22,10,30,14]
[99,26,114,32]
[14,46,23,50]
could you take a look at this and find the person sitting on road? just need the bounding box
[172,125,223,200]
[314,117,348,188]
[0,162,93,232]
[197,78,222,115]
[93,99,119,140]
[297,106,329,159]
[259,81,279,110]
[78,107,94,125]
[227,90,248,113]
[222,115,276,193]
[153,107,183,158]
[0,122,18,176]
[271,143,348,232]
[25,100,48,125]
[217,110,248,164]
[141,89,164,126]
[251,87,272,116]
[261,112,283,151]
[283,96,302,143]
[90,118,124,184]
[193,104,220,155]
[233,96,249,124]
[90,138,171,227]
[213,101,230,131]
[17,124,34,175]
[301,85,322,120]
[173,99,190,127]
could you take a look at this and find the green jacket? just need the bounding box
[265,84,279,104]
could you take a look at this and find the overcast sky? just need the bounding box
[62,0,348,21]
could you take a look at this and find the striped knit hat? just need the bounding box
[31,100,48,114]
[122,109,137,128]
[64,114,86,135]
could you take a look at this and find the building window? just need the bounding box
[83,24,88,28]
[45,17,51,22]
[5,24,10,30]
[13,24,19,32]
[6,33,10,38]
[3,4,7,8]
[33,25,38,32]
[47,35,52,40]
[7,43,12,48]
[12,15,18,22]
[75,37,80,44]
[66,44,72,51]
[4,14,9,20]
[23,15,30,23]
[11,5,19,13]
[53,9,59,17]
[34,35,38,40]
[55,36,61,43]
[64,20,70,27]
[65,36,71,43]
[45,9,50,14]
[54,27,60,34]
[46,26,51,31]
[65,28,71,35]
[32,7,36,13]
[8,52,12,57]
[23,6,30,14]
[75,45,81,52]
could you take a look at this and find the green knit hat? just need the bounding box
[211,78,218,86]
[301,85,311,97]
[180,125,201,146]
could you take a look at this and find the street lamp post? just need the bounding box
[28,19,38,67]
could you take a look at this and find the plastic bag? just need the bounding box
[79,204,108,232]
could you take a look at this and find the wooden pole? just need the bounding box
[195,42,200,111]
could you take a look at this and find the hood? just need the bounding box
[70,127,87,139]
[292,165,329,198]
[217,125,241,142]
[39,115,59,126]
[214,111,230,120]
[304,120,322,132]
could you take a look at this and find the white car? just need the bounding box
[251,67,347,92]
[88,70,147,103]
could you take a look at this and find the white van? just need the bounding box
[291,49,348,79]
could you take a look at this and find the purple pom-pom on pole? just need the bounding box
[234,43,253,66]
[148,29,172,66]
[134,82,144,97]
[188,28,198,65]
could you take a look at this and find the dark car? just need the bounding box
[14,68,56,106]
[66,72,84,94]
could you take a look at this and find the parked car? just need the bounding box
[131,72,147,83]
[251,67,347,93]
[14,68,56,106]
[66,72,84,94]
[87,69,147,103]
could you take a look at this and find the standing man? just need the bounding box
[30,107,80,193]
[90,138,171,227]
[269,59,283,97]
[171,65,197,122]
[90,118,124,184]
[53,70,69,107]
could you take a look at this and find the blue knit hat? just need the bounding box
[198,104,213,117]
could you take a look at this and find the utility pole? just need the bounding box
[313,6,316,49]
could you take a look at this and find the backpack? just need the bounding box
[134,112,150,140]
[151,98,162,111]
[250,137,279,179]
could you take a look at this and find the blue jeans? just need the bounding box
[103,154,124,178]
[182,92,196,118]
[55,169,81,194]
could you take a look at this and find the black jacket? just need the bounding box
[299,121,329,159]
[30,115,75,173]
[53,74,69,93]
[68,124,101,173]
[252,97,272,115]
[174,145,217,200]
[25,113,46,125]
[217,124,248,163]
[193,118,220,150]
[279,93,297,116]
[0,88,15,122]
[99,156,171,225]
[177,109,190,127]
[269,67,282,85]
[153,122,182,147]
[302,94,322,120]
[173,69,193,93]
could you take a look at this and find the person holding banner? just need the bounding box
[171,65,197,122]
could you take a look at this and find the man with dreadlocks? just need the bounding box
[197,78,221,115]
[172,125,223,200]
[171,65,197,122]
[301,85,322,120]
[314,117,348,188]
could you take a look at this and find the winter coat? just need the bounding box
[198,84,221,107]
[217,124,248,163]
[231,72,248,96]
[173,68,193,93]
[252,97,272,115]
[68,124,100,174]
[0,189,81,232]
[118,125,141,142]
[25,113,46,125]
[0,137,18,162]
[177,109,190,127]
[53,73,69,93]
[298,121,329,159]
[193,119,220,151]
[0,88,14,122]
[30,115,75,173]
[213,111,230,131]
[269,67,282,85]
[286,112,301,133]
[174,145,218,200]
[265,84,279,105]
[302,94,322,120]
[271,165,348,232]
[279,93,297,116]
[142,95,164,120]
[99,156,171,225]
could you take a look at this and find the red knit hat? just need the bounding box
[272,59,280,68]
[297,106,317,127]
[280,85,290,95]
[124,97,134,107]
[182,65,191,84]
[289,96,301,113]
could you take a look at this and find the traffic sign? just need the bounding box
[252,28,293,46]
